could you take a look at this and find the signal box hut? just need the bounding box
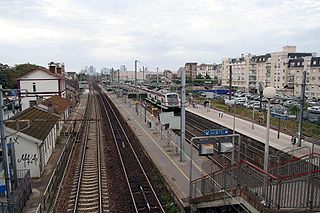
[5,107,60,177]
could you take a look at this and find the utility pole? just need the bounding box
[111,67,114,87]
[297,70,306,147]
[143,66,145,84]
[117,69,120,97]
[135,60,138,92]
[0,85,11,199]
[156,67,159,87]
[180,69,186,162]
[229,65,232,100]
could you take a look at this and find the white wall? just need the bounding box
[19,69,66,110]
[7,135,40,177]
[6,125,58,177]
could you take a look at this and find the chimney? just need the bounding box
[36,96,43,104]
[56,66,62,75]
[47,101,54,113]
[48,62,56,74]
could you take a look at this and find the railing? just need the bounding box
[35,203,42,213]
[191,159,320,210]
[42,133,75,211]
[42,98,89,211]
[0,169,32,213]
[269,153,320,178]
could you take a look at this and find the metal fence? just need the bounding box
[191,158,320,210]
[0,169,32,213]
[42,133,76,211]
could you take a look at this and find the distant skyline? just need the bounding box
[1,0,320,72]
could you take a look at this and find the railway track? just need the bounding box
[54,87,109,212]
[97,86,165,212]
[186,111,295,168]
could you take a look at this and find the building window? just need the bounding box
[32,83,36,92]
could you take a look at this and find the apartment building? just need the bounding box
[185,63,197,80]
[222,54,251,92]
[287,56,320,99]
[221,46,316,94]
[196,63,222,80]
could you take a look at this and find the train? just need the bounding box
[146,88,180,110]
[122,84,180,111]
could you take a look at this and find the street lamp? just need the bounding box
[262,86,276,198]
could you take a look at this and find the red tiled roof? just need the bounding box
[39,95,70,115]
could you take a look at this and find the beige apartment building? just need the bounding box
[222,54,250,92]
[287,56,320,99]
[221,46,317,96]
[196,63,222,80]
[185,62,197,80]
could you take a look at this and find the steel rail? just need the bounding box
[73,90,93,213]
[97,86,165,213]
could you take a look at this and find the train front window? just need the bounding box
[167,94,179,105]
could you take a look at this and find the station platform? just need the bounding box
[104,90,252,211]
[186,104,319,157]
[23,90,88,212]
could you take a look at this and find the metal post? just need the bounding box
[0,85,11,199]
[297,70,306,147]
[135,60,138,92]
[231,103,236,164]
[189,137,195,198]
[277,117,280,139]
[142,66,145,84]
[237,136,241,162]
[259,82,263,112]
[156,67,159,87]
[180,68,186,162]
[263,99,271,198]
[111,67,114,87]
[229,66,232,100]
[144,102,146,123]
[252,107,255,129]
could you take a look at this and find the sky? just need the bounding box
[0,0,320,72]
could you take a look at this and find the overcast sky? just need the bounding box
[1,0,319,72]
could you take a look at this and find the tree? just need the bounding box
[196,74,204,79]
[289,105,300,117]
[213,76,220,86]
[0,63,44,89]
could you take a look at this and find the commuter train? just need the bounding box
[122,84,180,111]
[147,88,180,110]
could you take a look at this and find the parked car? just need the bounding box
[307,106,320,114]
[284,100,299,107]
[244,101,260,109]
[235,97,247,105]
[224,98,236,105]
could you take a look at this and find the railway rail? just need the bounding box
[54,87,109,212]
[97,85,165,213]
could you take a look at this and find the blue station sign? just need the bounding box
[203,129,230,136]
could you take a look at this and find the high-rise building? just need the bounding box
[185,63,197,81]
[120,65,127,72]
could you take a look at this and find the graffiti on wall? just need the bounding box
[17,154,39,167]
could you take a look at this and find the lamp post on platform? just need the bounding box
[262,86,276,198]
